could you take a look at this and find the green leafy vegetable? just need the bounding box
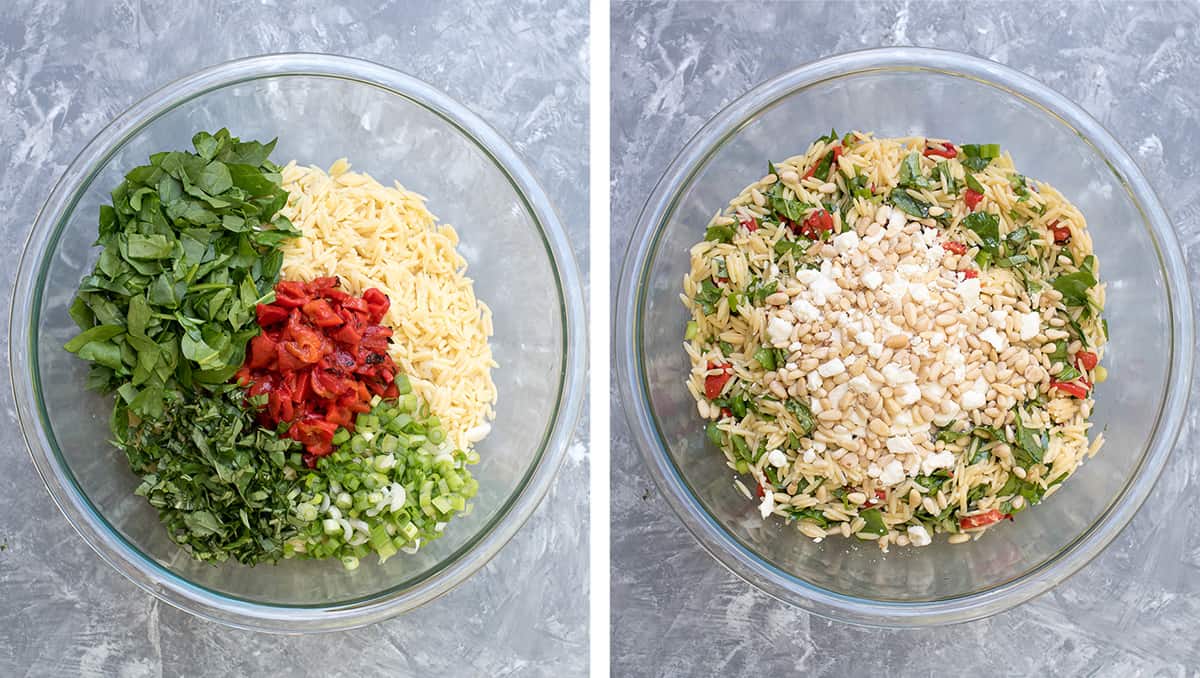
[695,279,723,315]
[962,211,1001,259]
[753,347,777,370]
[1051,255,1098,307]
[785,399,815,437]
[961,143,1000,172]
[767,182,812,222]
[887,188,930,218]
[705,225,735,243]
[858,509,888,537]
[898,151,932,190]
[1012,408,1047,467]
[66,129,297,418]
[964,172,986,194]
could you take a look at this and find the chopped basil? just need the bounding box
[748,278,778,304]
[719,341,734,356]
[788,507,829,528]
[753,346,777,370]
[964,172,986,194]
[961,143,1000,172]
[705,224,736,243]
[774,238,807,259]
[814,128,840,145]
[935,161,959,193]
[706,421,724,446]
[898,151,932,190]
[695,279,722,314]
[887,188,931,218]
[813,150,837,182]
[731,434,751,460]
[1056,364,1082,382]
[962,211,1001,258]
[1051,255,1097,307]
[1009,173,1030,198]
[767,182,812,222]
[847,173,872,199]
[784,398,815,437]
[1012,408,1046,467]
[858,508,888,537]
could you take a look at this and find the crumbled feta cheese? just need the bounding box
[1019,311,1040,341]
[886,436,918,455]
[920,449,956,475]
[978,326,1008,352]
[758,489,776,519]
[958,277,981,310]
[883,277,908,301]
[882,363,916,385]
[989,309,1008,328]
[879,459,906,485]
[818,357,846,377]
[863,270,884,289]
[907,524,932,547]
[808,272,841,305]
[834,230,860,253]
[887,209,907,231]
[908,281,931,303]
[767,316,793,345]
[867,342,883,358]
[896,382,922,406]
[795,269,818,285]
[790,298,820,322]
[847,375,873,394]
[961,388,986,410]
[767,449,789,468]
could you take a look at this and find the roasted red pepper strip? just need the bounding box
[961,269,979,280]
[802,146,842,180]
[964,188,984,211]
[1076,351,1099,371]
[943,241,968,255]
[704,361,732,400]
[1049,220,1072,245]
[739,216,758,232]
[923,141,958,158]
[1050,379,1090,399]
[960,509,1009,530]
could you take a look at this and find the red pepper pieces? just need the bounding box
[1050,379,1090,399]
[1049,220,1072,245]
[704,361,733,400]
[959,508,1009,530]
[236,276,399,465]
[923,141,958,158]
[961,269,979,279]
[739,216,759,232]
[943,241,969,255]
[1076,351,1099,371]
[964,188,984,211]
[795,209,835,239]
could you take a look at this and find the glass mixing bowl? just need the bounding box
[11,54,585,632]
[616,48,1192,626]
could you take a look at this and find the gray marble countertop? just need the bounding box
[612,2,1200,675]
[0,2,588,676]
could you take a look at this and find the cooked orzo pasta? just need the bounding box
[682,131,1106,550]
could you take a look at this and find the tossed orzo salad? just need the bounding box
[682,131,1106,550]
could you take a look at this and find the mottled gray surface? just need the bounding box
[0,2,587,676]
[612,2,1200,676]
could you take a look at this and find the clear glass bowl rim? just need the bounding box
[10,52,587,633]
[615,46,1194,627]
